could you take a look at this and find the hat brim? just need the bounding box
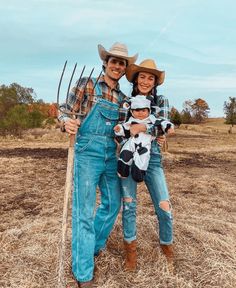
[98,44,138,65]
[126,64,165,86]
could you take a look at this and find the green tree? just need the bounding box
[3,105,30,137]
[224,97,236,127]
[181,100,194,124]
[28,110,45,128]
[0,85,18,120]
[181,109,193,124]
[10,83,35,104]
[170,107,182,126]
[0,83,36,120]
[2,104,45,137]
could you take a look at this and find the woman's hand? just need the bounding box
[64,119,81,134]
[130,123,146,136]
[157,135,166,146]
[167,127,175,135]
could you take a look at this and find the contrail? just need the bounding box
[158,12,179,38]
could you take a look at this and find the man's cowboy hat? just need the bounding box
[126,59,165,85]
[98,42,138,65]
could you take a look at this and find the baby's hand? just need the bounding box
[114,125,121,132]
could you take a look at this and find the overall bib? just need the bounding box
[72,82,122,282]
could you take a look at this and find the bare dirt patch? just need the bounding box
[1,126,236,288]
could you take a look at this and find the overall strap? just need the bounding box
[118,91,125,105]
[77,77,102,125]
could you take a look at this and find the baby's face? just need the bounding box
[131,108,149,120]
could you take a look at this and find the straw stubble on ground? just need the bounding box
[0,123,236,287]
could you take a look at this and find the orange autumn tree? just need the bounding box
[28,102,58,118]
[192,98,210,123]
[182,98,210,124]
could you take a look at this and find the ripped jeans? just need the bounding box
[120,141,173,245]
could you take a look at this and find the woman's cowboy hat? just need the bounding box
[98,42,138,65]
[126,59,165,85]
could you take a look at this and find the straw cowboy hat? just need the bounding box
[98,42,138,65]
[126,59,165,85]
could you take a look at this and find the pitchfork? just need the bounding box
[56,61,101,287]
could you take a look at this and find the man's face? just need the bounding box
[131,108,150,120]
[104,57,127,81]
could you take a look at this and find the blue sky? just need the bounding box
[1,0,235,117]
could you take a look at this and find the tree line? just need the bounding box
[170,98,210,126]
[0,83,235,137]
[170,98,236,128]
[0,83,57,137]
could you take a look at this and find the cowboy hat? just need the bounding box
[98,42,138,65]
[126,59,165,85]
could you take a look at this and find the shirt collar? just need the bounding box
[97,74,121,92]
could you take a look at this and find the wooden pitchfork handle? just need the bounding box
[56,61,97,286]
[57,133,75,288]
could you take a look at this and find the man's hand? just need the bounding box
[130,123,146,136]
[64,119,81,134]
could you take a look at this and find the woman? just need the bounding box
[120,59,174,271]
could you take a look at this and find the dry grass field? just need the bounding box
[1,118,236,288]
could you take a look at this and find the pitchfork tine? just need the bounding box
[92,70,103,91]
[74,65,86,93]
[66,63,77,105]
[57,60,67,107]
[82,67,95,91]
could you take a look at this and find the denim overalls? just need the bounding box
[72,81,122,282]
[121,140,173,245]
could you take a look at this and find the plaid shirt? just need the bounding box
[58,75,125,122]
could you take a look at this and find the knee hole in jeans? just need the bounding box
[159,200,171,212]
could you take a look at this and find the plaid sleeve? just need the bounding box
[146,95,170,136]
[155,95,170,120]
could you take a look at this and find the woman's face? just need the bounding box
[137,72,156,95]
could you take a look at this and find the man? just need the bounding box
[58,42,138,288]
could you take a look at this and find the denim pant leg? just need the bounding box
[94,154,121,254]
[120,175,137,242]
[144,146,173,245]
[72,151,102,282]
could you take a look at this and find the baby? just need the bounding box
[114,95,174,182]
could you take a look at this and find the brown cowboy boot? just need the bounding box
[78,280,94,288]
[123,240,137,271]
[160,244,174,263]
